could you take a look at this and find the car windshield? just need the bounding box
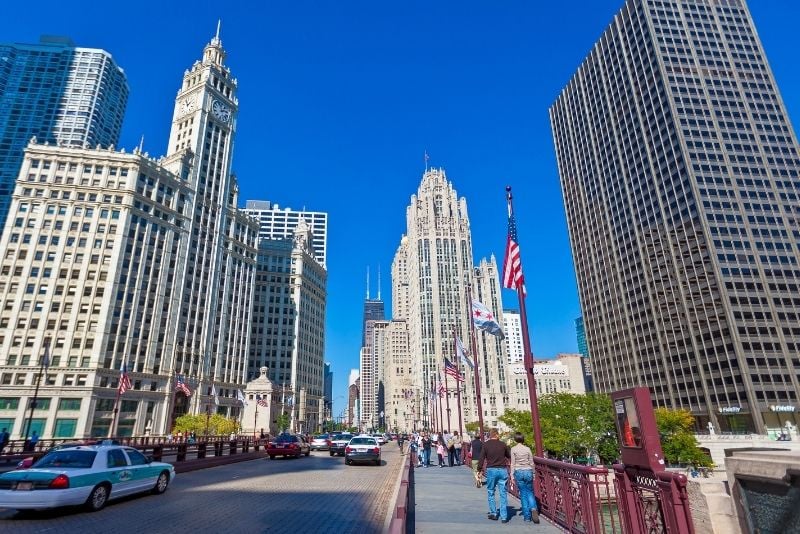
[350,438,376,445]
[34,450,97,469]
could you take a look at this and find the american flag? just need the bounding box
[256,395,268,408]
[437,373,446,397]
[502,196,526,295]
[176,375,192,397]
[443,357,465,382]
[118,361,132,395]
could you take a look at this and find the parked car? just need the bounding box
[0,444,174,511]
[345,436,381,466]
[310,434,330,451]
[371,433,387,445]
[267,433,310,459]
[329,433,353,456]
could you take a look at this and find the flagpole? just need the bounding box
[437,374,444,433]
[465,278,486,440]
[506,186,544,456]
[108,372,122,439]
[23,339,50,445]
[443,370,451,431]
[452,325,464,437]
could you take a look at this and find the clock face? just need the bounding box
[211,100,231,123]
[181,96,196,115]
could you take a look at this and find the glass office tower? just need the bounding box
[551,0,800,433]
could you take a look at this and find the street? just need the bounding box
[0,445,406,534]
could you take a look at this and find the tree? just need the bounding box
[654,408,712,467]
[173,414,238,436]
[276,413,290,432]
[500,392,619,464]
[465,421,480,436]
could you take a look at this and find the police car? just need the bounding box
[0,443,175,511]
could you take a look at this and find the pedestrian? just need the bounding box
[398,433,405,454]
[450,431,463,466]
[470,433,483,487]
[436,437,447,467]
[510,432,540,523]
[422,433,432,467]
[477,428,510,523]
[0,427,9,455]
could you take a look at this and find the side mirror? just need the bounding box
[146,455,154,463]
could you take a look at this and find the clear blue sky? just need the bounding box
[6,1,799,416]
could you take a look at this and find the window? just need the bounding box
[125,448,148,466]
[58,398,82,411]
[0,398,19,410]
[107,449,128,467]
[53,418,78,438]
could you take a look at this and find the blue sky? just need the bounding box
[6,1,799,415]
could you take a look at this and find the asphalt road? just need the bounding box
[0,445,406,534]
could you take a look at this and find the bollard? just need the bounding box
[229,440,237,455]
[215,441,223,456]
[153,444,163,462]
[177,443,187,462]
[243,439,250,453]
[197,442,207,459]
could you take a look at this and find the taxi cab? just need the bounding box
[0,444,175,511]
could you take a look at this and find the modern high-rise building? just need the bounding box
[503,310,524,364]
[244,200,328,268]
[575,316,594,392]
[248,221,327,433]
[0,31,259,438]
[323,362,333,422]
[0,36,128,229]
[394,168,510,431]
[551,0,800,433]
[347,370,360,428]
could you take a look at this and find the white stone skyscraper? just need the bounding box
[394,168,510,431]
[0,30,258,439]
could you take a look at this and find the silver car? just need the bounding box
[310,434,330,451]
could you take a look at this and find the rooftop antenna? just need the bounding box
[377,264,381,301]
[137,135,144,154]
[366,265,370,300]
[216,19,221,40]
[424,150,430,172]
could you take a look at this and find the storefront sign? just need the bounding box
[769,405,796,413]
[718,406,741,414]
[511,366,567,376]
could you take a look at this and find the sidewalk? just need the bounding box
[413,459,562,533]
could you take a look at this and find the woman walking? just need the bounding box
[510,432,540,523]
[436,436,447,467]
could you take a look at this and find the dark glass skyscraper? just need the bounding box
[552,0,800,433]
[0,36,128,227]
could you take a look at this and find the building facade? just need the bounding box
[323,361,332,423]
[551,0,800,433]
[508,354,587,413]
[382,320,413,433]
[394,168,510,432]
[248,221,327,433]
[0,32,259,439]
[503,310,524,364]
[0,36,128,229]
[244,200,328,268]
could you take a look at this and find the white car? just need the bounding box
[370,433,387,445]
[0,444,175,511]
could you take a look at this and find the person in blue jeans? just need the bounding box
[510,432,540,523]
[422,433,432,467]
[478,428,511,522]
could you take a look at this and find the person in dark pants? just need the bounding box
[477,428,510,523]
[470,434,483,487]
[422,433,432,467]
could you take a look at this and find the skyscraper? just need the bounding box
[361,268,386,347]
[395,168,510,431]
[551,0,800,433]
[503,310,524,364]
[248,221,327,433]
[0,30,259,438]
[0,36,128,228]
[244,200,328,268]
[323,362,333,423]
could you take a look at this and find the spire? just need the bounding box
[366,266,370,300]
[216,19,221,41]
[377,264,382,300]
[203,19,226,66]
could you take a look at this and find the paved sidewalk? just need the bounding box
[413,461,562,533]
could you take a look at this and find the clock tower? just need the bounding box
[164,26,254,401]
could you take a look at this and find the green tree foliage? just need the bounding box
[465,421,480,436]
[500,393,619,464]
[654,408,713,467]
[172,413,238,436]
[276,413,290,432]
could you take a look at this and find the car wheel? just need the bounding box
[152,471,170,494]
[305,450,310,457]
[329,451,334,456]
[374,459,381,466]
[345,458,351,465]
[85,484,109,512]
[269,454,276,459]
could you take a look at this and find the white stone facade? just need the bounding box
[503,311,524,364]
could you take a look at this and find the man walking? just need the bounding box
[477,428,510,522]
[470,433,483,487]
[422,432,432,468]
